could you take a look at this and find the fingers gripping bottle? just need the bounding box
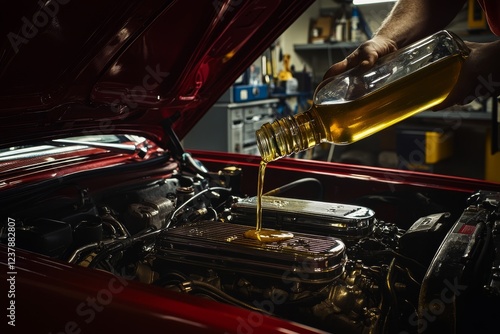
[256,30,470,163]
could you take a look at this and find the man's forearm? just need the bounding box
[375,0,467,47]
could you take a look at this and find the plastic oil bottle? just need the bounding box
[255,30,470,163]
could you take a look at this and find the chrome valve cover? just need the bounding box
[156,220,346,285]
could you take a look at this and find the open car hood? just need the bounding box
[0,0,314,149]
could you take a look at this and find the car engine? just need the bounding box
[2,162,500,334]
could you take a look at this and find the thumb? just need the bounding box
[323,58,349,80]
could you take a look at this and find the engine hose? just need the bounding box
[90,186,233,268]
[87,187,232,268]
[165,186,231,228]
[263,178,323,200]
[189,280,274,316]
[152,271,191,286]
[274,291,327,308]
[381,258,398,333]
[395,264,421,286]
[87,227,160,269]
[87,241,129,269]
[370,249,427,272]
[152,273,274,315]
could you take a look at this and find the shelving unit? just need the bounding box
[293,42,358,83]
[294,41,359,52]
[183,97,278,156]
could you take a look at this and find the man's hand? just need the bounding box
[323,35,398,80]
[432,40,500,110]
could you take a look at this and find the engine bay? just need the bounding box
[2,160,500,333]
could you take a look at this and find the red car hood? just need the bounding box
[0,0,314,149]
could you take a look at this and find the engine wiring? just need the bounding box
[165,186,232,228]
[84,186,232,269]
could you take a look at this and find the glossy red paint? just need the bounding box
[0,140,167,191]
[0,0,315,149]
[0,244,326,333]
[191,150,498,197]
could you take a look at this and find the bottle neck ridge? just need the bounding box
[256,110,320,163]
